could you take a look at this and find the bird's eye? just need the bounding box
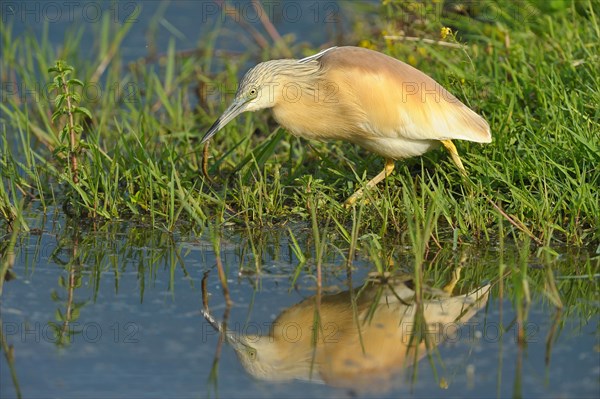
[249,88,258,97]
[247,348,257,360]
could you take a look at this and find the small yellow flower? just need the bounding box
[439,378,449,389]
[440,26,452,40]
[358,40,376,50]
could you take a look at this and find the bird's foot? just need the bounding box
[344,189,367,208]
[343,158,395,208]
[442,266,463,295]
[440,140,467,175]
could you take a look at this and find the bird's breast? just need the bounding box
[353,136,440,160]
[272,99,439,160]
[271,96,361,142]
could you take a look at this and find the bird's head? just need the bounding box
[201,307,312,381]
[201,60,288,143]
[200,49,329,144]
[230,333,320,382]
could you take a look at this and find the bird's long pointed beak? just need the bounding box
[201,308,240,344]
[201,99,247,144]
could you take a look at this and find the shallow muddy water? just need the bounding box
[1,209,598,399]
[2,2,599,397]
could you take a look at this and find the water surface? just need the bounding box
[1,209,598,399]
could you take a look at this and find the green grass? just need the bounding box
[0,0,598,249]
[1,4,598,396]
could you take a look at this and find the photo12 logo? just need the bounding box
[200,1,340,24]
[1,81,139,105]
[2,321,141,344]
[1,1,140,24]
[200,320,540,344]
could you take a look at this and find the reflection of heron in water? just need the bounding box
[202,271,490,392]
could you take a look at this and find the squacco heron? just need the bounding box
[202,274,490,391]
[202,46,491,205]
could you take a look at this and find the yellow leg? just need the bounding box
[344,158,395,207]
[442,266,463,294]
[441,140,466,174]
